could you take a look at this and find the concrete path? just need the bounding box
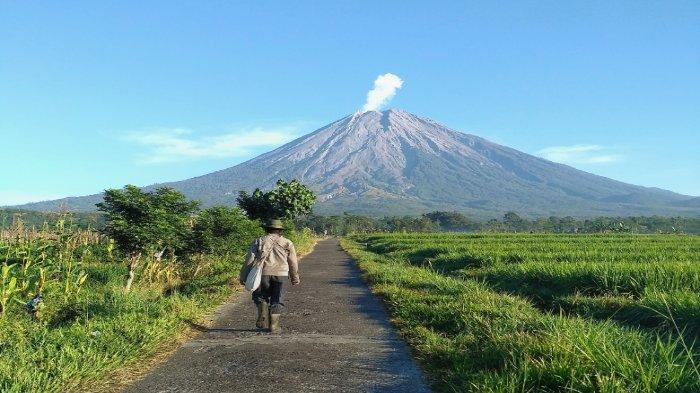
[124,238,431,393]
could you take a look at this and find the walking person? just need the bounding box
[239,219,300,333]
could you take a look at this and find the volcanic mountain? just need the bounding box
[15,109,699,218]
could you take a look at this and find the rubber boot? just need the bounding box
[256,302,269,330]
[269,313,281,334]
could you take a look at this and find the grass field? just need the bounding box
[342,233,700,392]
[0,221,315,392]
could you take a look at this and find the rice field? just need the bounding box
[342,233,700,392]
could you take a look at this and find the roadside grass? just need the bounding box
[360,233,700,337]
[459,261,700,336]
[552,290,700,338]
[463,261,699,297]
[342,235,700,392]
[362,233,698,266]
[0,227,316,392]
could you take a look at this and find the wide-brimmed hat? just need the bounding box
[263,218,284,229]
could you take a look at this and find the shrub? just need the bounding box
[188,206,262,256]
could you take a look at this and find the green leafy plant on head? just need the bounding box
[237,179,315,221]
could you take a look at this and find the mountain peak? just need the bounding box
[346,108,431,136]
[353,108,409,117]
[382,107,407,114]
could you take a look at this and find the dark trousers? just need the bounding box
[252,275,288,314]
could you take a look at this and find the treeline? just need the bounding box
[481,212,700,234]
[296,211,700,235]
[5,204,698,236]
[0,208,105,229]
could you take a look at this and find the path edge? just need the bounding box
[338,237,436,391]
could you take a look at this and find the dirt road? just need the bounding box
[123,238,431,393]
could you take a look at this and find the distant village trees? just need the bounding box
[295,211,700,235]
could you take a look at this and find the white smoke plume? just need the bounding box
[362,73,404,112]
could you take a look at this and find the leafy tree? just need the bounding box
[96,185,199,291]
[235,189,268,222]
[295,214,346,235]
[150,187,201,253]
[378,216,438,232]
[237,179,316,221]
[342,213,377,234]
[424,211,477,231]
[0,209,104,230]
[483,218,503,232]
[503,211,525,232]
[294,211,700,234]
[189,206,262,256]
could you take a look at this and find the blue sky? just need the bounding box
[1,1,698,205]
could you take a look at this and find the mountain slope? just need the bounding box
[14,109,699,218]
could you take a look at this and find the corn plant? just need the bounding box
[0,264,20,315]
[142,254,181,291]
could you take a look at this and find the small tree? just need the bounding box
[424,211,477,231]
[237,179,316,221]
[96,185,199,292]
[503,211,525,232]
